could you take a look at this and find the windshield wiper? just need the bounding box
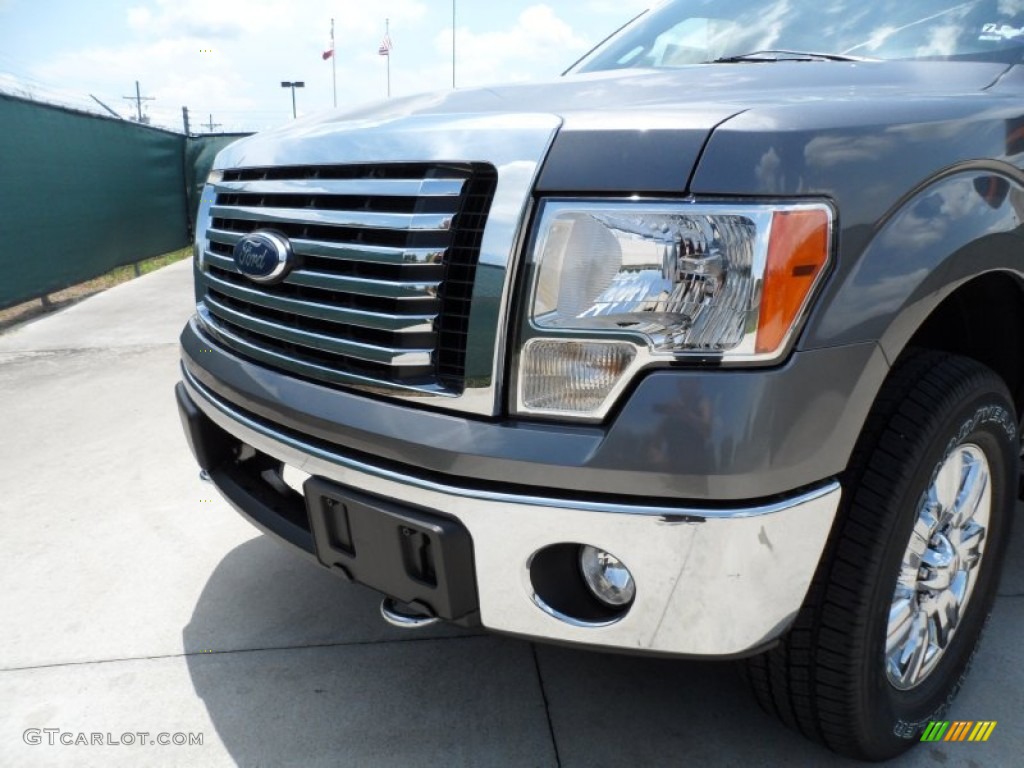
[711,49,874,63]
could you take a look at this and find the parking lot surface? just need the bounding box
[1,259,1021,767]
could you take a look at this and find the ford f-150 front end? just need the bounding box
[176,0,1024,760]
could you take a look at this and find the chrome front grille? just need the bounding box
[197,163,497,396]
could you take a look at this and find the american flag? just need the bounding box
[378,34,393,56]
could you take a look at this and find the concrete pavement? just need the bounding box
[0,259,1021,767]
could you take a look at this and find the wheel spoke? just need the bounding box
[886,597,916,655]
[900,612,931,685]
[958,522,986,568]
[925,590,960,649]
[952,458,986,529]
[948,570,969,604]
[932,455,962,514]
[896,559,920,591]
[908,505,937,558]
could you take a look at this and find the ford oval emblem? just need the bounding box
[232,231,295,285]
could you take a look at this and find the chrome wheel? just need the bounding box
[885,444,991,690]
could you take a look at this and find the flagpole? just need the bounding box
[386,18,391,99]
[452,1,456,89]
[331,18,337,108]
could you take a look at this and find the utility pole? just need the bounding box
[204,114,222,132]
[182,106,191,135]
[122,80,154,122]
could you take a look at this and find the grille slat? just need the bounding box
[208,228,446,266]
[203,252,441,300]
[198,306,444,392]
[204,294,432,367]
[199,162,497,397]
[202,271,435,333]
[209,204,454,232]
[213,178,466,198]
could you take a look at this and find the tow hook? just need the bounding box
[380,597,440,629]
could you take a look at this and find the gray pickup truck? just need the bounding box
[175,0,1024,760]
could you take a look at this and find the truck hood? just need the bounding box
[239,60,1007,134]
[216,60,1009,194]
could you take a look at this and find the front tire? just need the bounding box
[746,350,1017,761]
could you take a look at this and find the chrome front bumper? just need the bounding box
[182,366,841,657]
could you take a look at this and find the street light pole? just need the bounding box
[280,81,305,119]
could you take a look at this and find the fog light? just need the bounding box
[579,545,635,607]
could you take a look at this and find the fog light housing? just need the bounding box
[579,545,635,607]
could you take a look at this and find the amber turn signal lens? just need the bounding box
[756,209,830,354]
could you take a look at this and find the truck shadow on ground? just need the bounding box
[182,533,1022,767]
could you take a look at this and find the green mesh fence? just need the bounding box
[185,133,249,239]
[0,94,247,309]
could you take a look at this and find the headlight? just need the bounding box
[516,200,832,419]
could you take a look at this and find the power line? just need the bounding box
[0,51,53,87]
[193,108,287,114]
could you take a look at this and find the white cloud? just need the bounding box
[126,0,299,39]
[34,36,273,131]
[319,0,428,37]
[585,0,654,16]
[435,4,590,87]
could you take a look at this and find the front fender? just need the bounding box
[803,163,1024,360]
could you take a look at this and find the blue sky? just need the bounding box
[0,0,651,132]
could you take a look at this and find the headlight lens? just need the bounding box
[533,206,765,352]
[517,200,831,419]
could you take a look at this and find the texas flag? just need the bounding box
[323,20,335,60]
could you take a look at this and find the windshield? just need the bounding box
[573,0,1024,71]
